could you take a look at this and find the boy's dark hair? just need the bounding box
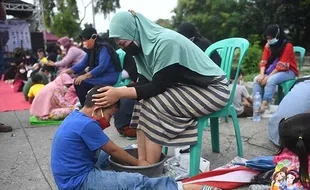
[31,74,43,84]
[84,85,120,109]
[230,68,244,81]
[278,113,310,188]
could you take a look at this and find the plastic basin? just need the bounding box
[109,148,166,177]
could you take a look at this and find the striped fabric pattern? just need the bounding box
[130,76,230,146]
[201,185,221,190]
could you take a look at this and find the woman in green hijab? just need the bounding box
[93,10,229,165]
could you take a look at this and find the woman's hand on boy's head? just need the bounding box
[92,86,120,107]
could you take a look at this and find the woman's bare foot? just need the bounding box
[183,184,221,190]
[260,100,268,113]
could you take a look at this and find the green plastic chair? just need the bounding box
[162,38,249,177]
[113,49,132,87]
[277,46,306,103]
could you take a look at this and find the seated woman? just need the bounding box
[268,78,310,146]
[13,64,27,92]
[114,49,138,138]
[253,24,298,112]
[3,48,24,83]
[64,27,122,106]
[93,11,229,165]
[47,37,86,74]
[30,73,75,120]
[45,44,58,80]
[21,50,36,77]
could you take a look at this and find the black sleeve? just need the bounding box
[123,54,138,82]
[210,51,222,67]
[134,64,180,100]
[131,64,216,100]
[127,74,150,88]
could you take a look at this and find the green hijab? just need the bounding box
[109,11,224,81]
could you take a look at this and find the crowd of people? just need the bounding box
[1,2,309,189]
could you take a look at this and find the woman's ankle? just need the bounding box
[260,100,269,113]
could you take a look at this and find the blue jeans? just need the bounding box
[78,151,180,190]
[253,70,296,102]
[268,80,310,145]
[114,98,136,129]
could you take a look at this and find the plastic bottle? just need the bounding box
[253,92,261,122]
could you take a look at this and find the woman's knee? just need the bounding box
[253,75,260,83]
[266,76,279,86]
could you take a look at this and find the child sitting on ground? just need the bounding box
[230,68,253,117]
[271,113,310,189]
[28,74,45,104]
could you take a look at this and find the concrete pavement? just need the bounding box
[0,110,277,190]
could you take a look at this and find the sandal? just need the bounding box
[0,124,12,132]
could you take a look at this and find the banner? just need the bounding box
[0,20,32,52]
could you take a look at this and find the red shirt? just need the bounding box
[259,43,298,76]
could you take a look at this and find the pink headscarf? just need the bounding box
[64,85,78,105]
[30,74,73,117]
[58,37,72,50]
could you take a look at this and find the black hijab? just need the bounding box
[88,38,122,72]
[177,22,221,66]
[264,24,287,67]
[177,22,213,50]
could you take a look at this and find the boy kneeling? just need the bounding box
[51,86,181,190]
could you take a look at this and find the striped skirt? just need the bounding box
[130,76,230,146]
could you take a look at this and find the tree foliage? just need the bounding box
[172,0,310,74]
[94,0,120,18]
[42,0,81,38]
[172,0,247,42]
[50,9,81,38]
[42,0,121,38]
[173,0,310,50]
[155,19,174,30]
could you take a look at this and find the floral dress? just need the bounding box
[39,89,75,120]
